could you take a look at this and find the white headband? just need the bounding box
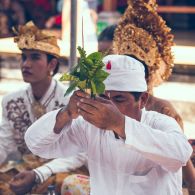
[103,55,147,92]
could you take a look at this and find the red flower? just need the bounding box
[106,61,111,70]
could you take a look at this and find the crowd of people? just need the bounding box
[0,0,195,195]
[0,0,99,38]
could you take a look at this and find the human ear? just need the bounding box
[140,92,149,109]
[48,58,58,73]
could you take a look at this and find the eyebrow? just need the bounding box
[111,94,126,98]
[99,94,110,99]
[31,53,41,57]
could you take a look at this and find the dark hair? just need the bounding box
[130,92,142,101]
[47,54,59,76]
[98,24,117,42]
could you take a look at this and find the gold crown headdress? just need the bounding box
[127,0,157,9]
[13,21,60,57]
[113,0,174,89]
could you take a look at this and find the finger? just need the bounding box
[9,183,24,191]
[9,179,23,187]
[80,97,109,112]
[78,109,94,123]
[13,173,24,180]
[75,90,90,98]
[79,111,103,129]
[79,98,100,109]
[77,102,95,115]
[95,96,111,104]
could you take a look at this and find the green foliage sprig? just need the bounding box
[60,46,109,98]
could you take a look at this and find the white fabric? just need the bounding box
[25,109,192,195]
[0,78,88,183]
[34,153,88,183]
[0,79,67,164]
[103,55,147,92]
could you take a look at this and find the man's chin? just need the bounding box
[23,78,33,83]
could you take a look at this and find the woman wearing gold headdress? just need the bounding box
[113,0,195,194]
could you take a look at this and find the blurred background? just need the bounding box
[0,0,195,138]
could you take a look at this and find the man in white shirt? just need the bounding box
[25,54,192,195]
[0,21,87,194]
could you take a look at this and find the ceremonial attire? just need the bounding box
[25,108,192,195]
[0,78,89,193]
[0,79,67,162]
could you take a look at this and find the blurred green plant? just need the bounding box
[60,46,109,98]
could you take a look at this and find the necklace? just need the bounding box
[26,80,57,119]
[31,101,47,119]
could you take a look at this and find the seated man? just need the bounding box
[0,21,87,194]
[25,54,192,195]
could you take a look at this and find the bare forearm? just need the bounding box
[54,107,72,134]
[183,159,195,186]
[113,115,126,139]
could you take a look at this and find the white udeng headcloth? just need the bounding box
[103,55,147,92]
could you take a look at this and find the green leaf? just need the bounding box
[85,59,93,68]
[60,74,79,82]
[94,70,109,82]
[71,71,80,78]
[78,80,87,89]
[79,66,88,81]
[60,46,109,98]
[90,80,97,95]
[87,52,103,61]
[94,81,105,94]
[64,81,78,96]
[77,46,87,58]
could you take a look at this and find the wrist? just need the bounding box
[59,107,72,120]
[54,107,72,134]
[114,114,125,139]
[33,171,41,184]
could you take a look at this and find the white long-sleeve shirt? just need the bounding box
[0,79,87,182]
[25,109,192,195]
[0,79,67,162]
[34,153,87,183]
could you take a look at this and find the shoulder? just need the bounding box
[55,80,68,95]
[142,110,182,132]
[2,87,28,105]
[146,96,183,129]
[52,80,70,106]
[55,80,68,89]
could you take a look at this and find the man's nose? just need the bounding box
[21,59,32,68]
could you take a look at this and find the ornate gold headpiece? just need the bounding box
[13,21,60,57]
[127,0,157,9]
[113,0,174,88]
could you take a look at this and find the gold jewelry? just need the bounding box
[31,101,46,119]
[113,0,174,87]
[13,21,60,58]
[26,81,57,119]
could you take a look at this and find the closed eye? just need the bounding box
[112,95,127,103]
[99,94,110,100]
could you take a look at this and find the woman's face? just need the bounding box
[98,41,113,54]
[20,50,52,84]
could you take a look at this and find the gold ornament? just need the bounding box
[31,101,46,119]
[113,0,174,88]
[127,0,157,9]
[13,21,60,58]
